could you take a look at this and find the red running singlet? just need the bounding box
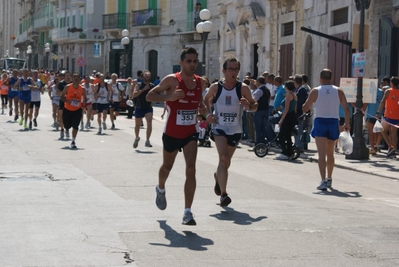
[164,73,202,138]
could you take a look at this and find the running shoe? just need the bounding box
[97,127,102,135]
[387,148,396,157]
[80,122,84,131]
[19,117,23,125]
[102,122,107,130]
[276,154,289,160]
[145,140,152,147]
[155,186,167,210]
[317,180,327,191]
[326,178,333,189]
[133,137,140,148]
[70,141,77,149]
[1,110,4,115]
[24,124,28,130]
[29,121,32,130]
[111,123,115,130]
[85,122,90,129]
[9,108,12,116]
[65,130,70,138]
[60,129,64,139]
[55,123,59,131]
[220,194,232,207]
[369,148,377,155]
[14,114,18,121]
[33,118,37,127]
[182,211,196,226]
[214,173,221,196]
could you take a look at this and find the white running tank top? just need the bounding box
[314,85,340,119]
[84,83,94,103]
[96,84,109,104]
[212,85,243,135]
[51,85,60,104]
[111,83,120,102]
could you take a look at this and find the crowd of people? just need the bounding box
[1,46,398,226]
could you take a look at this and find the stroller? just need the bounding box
[198,116,211,147]
[253,111,301,159]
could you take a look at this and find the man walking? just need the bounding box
[132,70,154,148]
[146,47,207,225]
[302,69,350,191]
[205,57,258,206]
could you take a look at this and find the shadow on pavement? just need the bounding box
[61,146,85,150]
[209,207,267,225]
[314,189,362,198]
[149,220,213,251]
[135,150,157,154]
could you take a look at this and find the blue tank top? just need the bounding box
[19,77,32,96]
[281,98,297,112]
[9,77,18,92]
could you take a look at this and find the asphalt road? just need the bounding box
[0,96,398,267]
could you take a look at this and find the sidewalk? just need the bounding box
[242,138,399,180]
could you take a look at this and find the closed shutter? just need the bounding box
[279,43,293,81]
[327,32,349,86]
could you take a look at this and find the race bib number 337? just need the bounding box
[176,110,197,125]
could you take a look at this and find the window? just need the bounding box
[332,7,348,26]
[282,22,294,37]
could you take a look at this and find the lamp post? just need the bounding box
[121,29,130,78]
[44,43,50,70]
[27,45,32,70]
[196,9,213,76]
[5,50,9,58]
[346,0,371,160]
[15,48,20,58]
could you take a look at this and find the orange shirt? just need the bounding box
[64,84,84,111]
[0,80,8,95]
[384,88,399,120]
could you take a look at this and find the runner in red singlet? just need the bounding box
[146,47,207,226]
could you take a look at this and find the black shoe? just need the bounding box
[14,114,18,121]
[33,118,37,127]
[29,121,32,130]
[214,173,221,196]
[220,194,231,207]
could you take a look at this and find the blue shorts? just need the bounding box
[8,90,19,99]
[311,118,340,140]
[134,107,153,118]
[18,92,31,104]
[384,117,399,125]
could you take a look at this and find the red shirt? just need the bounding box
[164,73,202,138]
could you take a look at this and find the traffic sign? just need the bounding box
[53,55,58,60]
[77,57,86,67]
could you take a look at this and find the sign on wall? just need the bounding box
[94,43,101,58]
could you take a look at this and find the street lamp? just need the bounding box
[346,0,371,160]
[15,48,20,58]
[196,9,213,76]
[121,29,130,78]
[5,50,9,58]
[27,45,32,70]
[45,43,50,69]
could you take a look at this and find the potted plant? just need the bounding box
[92,28,99,32]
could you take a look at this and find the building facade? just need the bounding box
[3,0,399,86]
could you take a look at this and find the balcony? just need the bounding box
[51,27,70,43]
[102,13,129,37]
[34,17,54,30]
[15,31,30,46]
[71,0,85,7]
[173,11,197,34]
[69,29,104,43]
[131,9,162,34]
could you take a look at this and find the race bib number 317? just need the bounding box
[176,110,197,125]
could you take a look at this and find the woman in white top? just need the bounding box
[48,77,60,129]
